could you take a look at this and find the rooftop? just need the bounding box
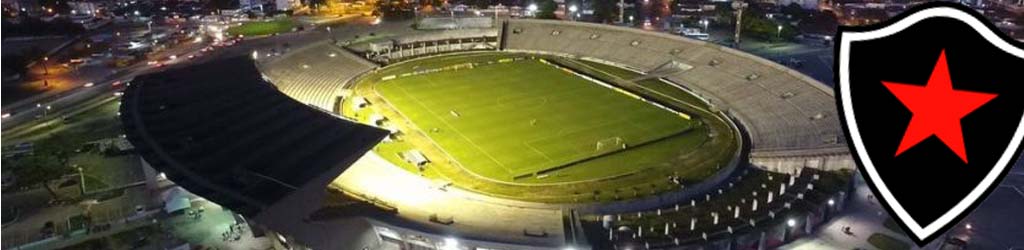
[120,56,388,216]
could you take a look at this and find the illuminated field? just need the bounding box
[226,19,297,37]
[345,53,739,203]
[376,59,694,181]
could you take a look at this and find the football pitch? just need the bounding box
[376,59,695,181]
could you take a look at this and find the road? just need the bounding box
[1,15,400,134]
[0,28,333,133]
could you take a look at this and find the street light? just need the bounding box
[528,3,538,15]
[42,56,49,75]
[777,25,783,41]
[786,218,796,227]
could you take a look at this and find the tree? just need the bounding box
[377,0,413,21]
[591,0,618,23]
[781,3,809,21]
[35,132,83,165]
[11,154,72,201]
[713,4,735,26]
[468,0,489,9]
[308,0,327,12]
[11,133,84,201]
[38,0,71,14]
[3,54,33,77]
[205,0,238,11]
[3,17,84,37]
[741,6,797,42]
[535,0,557,19]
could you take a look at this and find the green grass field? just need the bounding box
[226,19,297,37]
[868,233,912,250]
[375,59,695,181]
[345,53,738,202]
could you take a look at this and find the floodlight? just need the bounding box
[442,237,459,250]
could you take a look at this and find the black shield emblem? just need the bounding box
[836,2,1024,245]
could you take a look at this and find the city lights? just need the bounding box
[442,237,460,250]
[4,2,1020,250]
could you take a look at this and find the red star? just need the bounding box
[882,50,997,163]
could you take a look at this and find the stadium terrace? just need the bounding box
[121,19,855,250]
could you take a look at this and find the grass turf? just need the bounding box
[375,59,694,182]
[868,233,912,250]
[345,53,739,202]
[226,19,297,37]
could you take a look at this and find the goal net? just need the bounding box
[594,137,627,155]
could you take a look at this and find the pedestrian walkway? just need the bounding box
[780,174,916,250]
[164,200,272,250]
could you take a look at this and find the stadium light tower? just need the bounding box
[731,0,748,47]
[569,5,578,21]
[442,237,460,250]
[618,0,625,23]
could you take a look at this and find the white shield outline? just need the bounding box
[837,3,1024,245]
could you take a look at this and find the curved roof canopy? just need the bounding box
[120,56,388,216]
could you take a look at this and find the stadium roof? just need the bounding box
[120,56,389,216]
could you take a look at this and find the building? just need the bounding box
[121,56,391,249]
[238,0,297,12]
[778,0,820,10]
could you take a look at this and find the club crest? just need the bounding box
[835,2,1024,245]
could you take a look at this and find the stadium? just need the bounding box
[121,19,857,250]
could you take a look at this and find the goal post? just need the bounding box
[594,137,627,155]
